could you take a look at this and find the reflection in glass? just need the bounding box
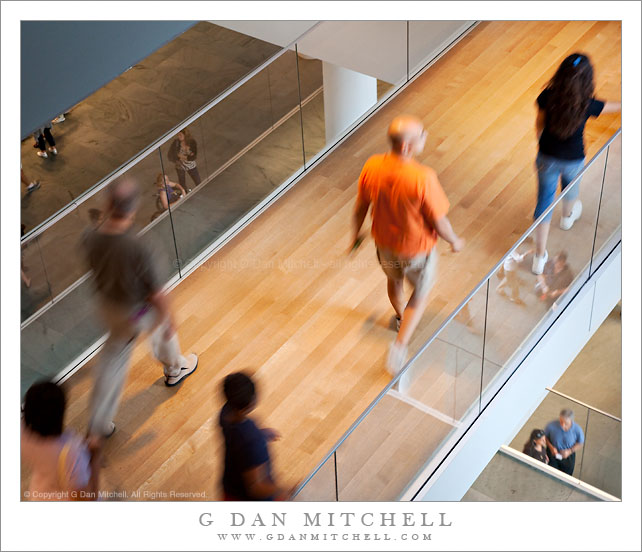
[293,454,337,502]
[592,134,622,273]
[20,236,53,322]
[168,52,305,270]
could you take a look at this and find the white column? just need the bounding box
[322,61,377,144]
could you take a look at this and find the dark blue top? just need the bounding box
[537,89,605,160]
[219,403,272,500]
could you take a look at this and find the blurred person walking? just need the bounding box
[168,128,201,191]
[83,177,198,444]
[22,381,102,501]
[532,53,621,274]
[351,115,465,375]
[219,372,293,501]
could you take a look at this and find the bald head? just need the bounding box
[107,177,140,220]
[387,115,426,157]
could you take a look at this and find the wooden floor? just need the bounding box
[21,21,622,500]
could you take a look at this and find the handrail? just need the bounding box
[545,387,622,422]
[21,21,323,245]
[294,127,622,497]
[498,445,619,501]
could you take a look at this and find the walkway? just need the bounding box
[21,20,621,500]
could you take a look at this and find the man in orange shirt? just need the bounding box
[352,115,465,375]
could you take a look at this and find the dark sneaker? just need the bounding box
[165,354,198,386]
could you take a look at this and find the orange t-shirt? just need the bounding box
[357,153,450,257]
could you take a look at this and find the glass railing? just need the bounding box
[463,446,614,502]
[510,388,621,498]
[293,129,621,501]
[20,22,287,235]
[20,21,478,395]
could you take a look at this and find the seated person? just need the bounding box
[535,251,574,305]
[522,428,549,464]
[155,173,185,211]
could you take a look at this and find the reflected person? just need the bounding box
[168,128,201,191]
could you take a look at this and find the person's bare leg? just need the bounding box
[535,222,550,257]
[396,288,430,347]
[387,277,405,319]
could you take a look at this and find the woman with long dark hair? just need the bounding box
[167,127,202,191]
[532,53,620,274]
[523,428,549,464]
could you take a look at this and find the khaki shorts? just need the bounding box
[376,246,438,298]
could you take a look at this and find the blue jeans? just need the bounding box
[534,153,584,222]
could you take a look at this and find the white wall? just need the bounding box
[407,246,622,501]
[213,20,475,84]
[210,21,318,47]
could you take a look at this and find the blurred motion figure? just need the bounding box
[83,177,198,445]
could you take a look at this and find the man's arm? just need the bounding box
[546,437,558,457]
[351,197,370,250]
[242,463,289,500]
[562,441,583,458]
[433,215,465,252]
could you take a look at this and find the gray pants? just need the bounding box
[88,301,187,436]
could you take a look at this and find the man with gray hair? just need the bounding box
[544,408,585,475]
[83,177,198,445]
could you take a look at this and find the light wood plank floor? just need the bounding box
[21,21,621,500]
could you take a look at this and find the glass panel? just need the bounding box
[579,411,621,498]
[21,277,103,396]
[20,236,53,322]
[408,21,472,78]
[20,148,179,397]
[168,51,305,270]
[20,22,282,233]
[462,451,600,502]
[481,152,608,407]
[400,285,486,419]
[509,391,588,480]
[592,134,622,273]
[334,290,484,501]
[296,21,406,164]
[293,454,337,502]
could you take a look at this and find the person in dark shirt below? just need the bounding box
[523,428,549,465]
[219,372,291,501]
[531,52,621,275]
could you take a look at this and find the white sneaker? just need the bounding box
[165,353,198,386]
[48,146,58,155]
[104,422,116,438]
[560,200,582,230]
[386,341,407,377]
[532,250,548,275]
[27,181,41,193]
[36,150,48,158]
